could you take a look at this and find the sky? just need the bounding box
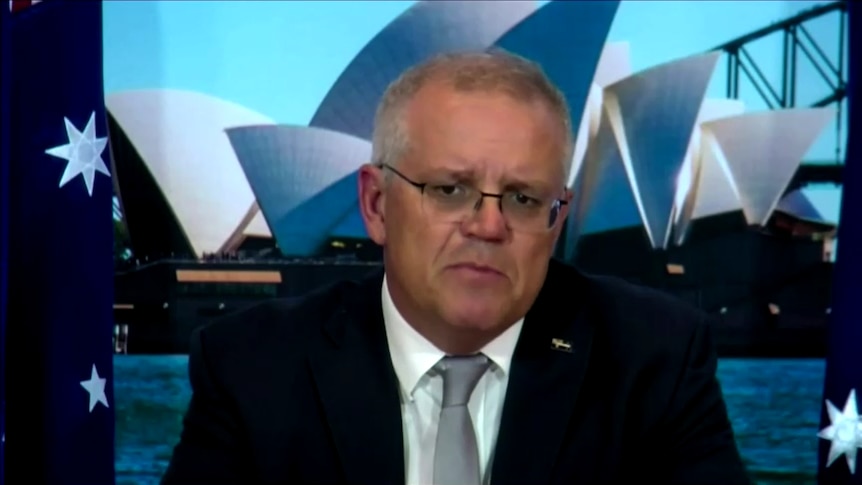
[102,0,847,225]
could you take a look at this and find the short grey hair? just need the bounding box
[371,49,574,182]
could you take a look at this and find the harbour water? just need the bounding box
[114,356,826,485]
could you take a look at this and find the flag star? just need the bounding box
[818,388,862,474]
[45,111,110,196]
[79,364,109,413]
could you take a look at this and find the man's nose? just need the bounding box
[460,197,508,241]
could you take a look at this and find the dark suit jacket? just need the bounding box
[162,259,751,484]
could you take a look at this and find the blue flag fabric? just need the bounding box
[0,3,12,485]
[817,1,862,483]
[3,1,115,484]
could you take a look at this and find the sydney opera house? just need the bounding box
[109,0,838,355]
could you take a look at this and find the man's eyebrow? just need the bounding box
[501,177,553,194]
[422,160,558,192]
[422,165,476,180]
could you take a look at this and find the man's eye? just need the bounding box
[511,192,539,206]
[430,185,465,197]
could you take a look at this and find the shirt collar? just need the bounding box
[381,274,524,400]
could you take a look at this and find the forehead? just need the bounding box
[403,82,566,182]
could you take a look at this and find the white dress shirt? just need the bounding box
[381,275,524,485]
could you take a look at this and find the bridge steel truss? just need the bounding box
[709,0,848,189]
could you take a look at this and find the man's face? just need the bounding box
[361,81,570,340]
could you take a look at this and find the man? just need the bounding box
[163,50,751,484]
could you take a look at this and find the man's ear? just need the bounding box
[358,163,386,245]
[560,187,573,221]
[551,187,574,242]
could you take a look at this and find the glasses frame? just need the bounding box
[379,163,568,232]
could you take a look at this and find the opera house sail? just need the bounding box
[225,125,372,257]
[107,89,274,259]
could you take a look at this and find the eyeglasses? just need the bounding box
[380,164,568,233]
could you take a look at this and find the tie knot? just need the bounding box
[435,354,490,407]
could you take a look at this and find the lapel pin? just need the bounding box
[550,338,573,353]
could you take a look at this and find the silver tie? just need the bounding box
[432,354,491,485]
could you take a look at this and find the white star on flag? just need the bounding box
[818,388,862,474]
[80,364,109,413]
[44,111,110,196]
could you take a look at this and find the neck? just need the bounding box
[385,275,514,355]
[416,322,506,355]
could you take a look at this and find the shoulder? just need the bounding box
[191,276,362,363]
[546,259,711,355]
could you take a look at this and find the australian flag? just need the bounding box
[0,1,10,483]
[817,1,862,484]
[1,1,116,484]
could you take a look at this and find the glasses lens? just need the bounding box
[420,189,559,233]
[420,187,474,224]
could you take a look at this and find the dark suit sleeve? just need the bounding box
[661,317,752,485]
[161,326,252,484]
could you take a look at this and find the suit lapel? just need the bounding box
[308,269,406,485]
[490,262,594,485]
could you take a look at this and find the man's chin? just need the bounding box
[440,300,509,332]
